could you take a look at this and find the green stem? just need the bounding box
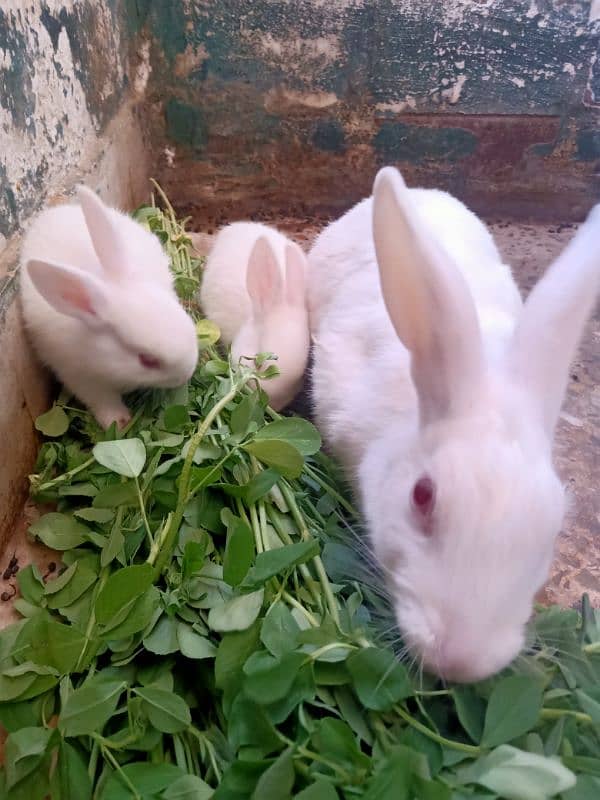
[295,745,352,783]
[74,565,110,671]
[188,449,237,497]
[235,498,253,530]
[281,590,319,627]
[149,376,251,577]
[371,715,394,751]
[97,732,140,751]
[181,735,195,774]
[266,506,321,609]
[146,512,172,567]
[313,554,340,627]
[393,704,483,755]
[99,742,142,799]
[303,463,359,518]
[258,500,269,549]
[415,694,441,735]
[151,178,177,220]
[36,456,95,492]
[583,641,600,654]
[247,456,269,554]
[277,731,351,783]
[307,642,357,662]
[134,475,153,547]
[280,482,339,624]
[188,727,222,782]
[249,504,264,554]
[540,708,593,725]
[88,738,100,782]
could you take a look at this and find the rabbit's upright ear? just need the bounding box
[77,186,127,279]
[26,259,110,329]
[246,236,283,315]
[507,204,600,438]
[284,243,307,308]
[372,167,485,426]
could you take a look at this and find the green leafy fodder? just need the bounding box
[0,186,598,800]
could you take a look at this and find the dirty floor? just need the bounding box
[0,217,598,634]
[489,222,599,608]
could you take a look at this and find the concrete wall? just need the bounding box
[0,0,150,548]
[131,0,600,222]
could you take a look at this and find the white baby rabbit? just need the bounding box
[20,186,198,429]
[200,222,309,410]
[308,166,600,682]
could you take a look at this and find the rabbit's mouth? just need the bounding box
[403,609,525,683]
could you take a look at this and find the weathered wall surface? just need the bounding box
[130,0,600,222]
[2,0,125,240]
[0,0,150,547]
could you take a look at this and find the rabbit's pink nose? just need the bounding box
[433,640,487,683]
[139,353,162,369]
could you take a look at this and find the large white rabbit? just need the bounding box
[308,167,600,682]
[20,187,198,429]
[201,222,309,410]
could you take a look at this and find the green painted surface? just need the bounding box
[141,1,598,114]
[165,98,208,152]
[576,129,600,162]
[312,120,346,154]
[124,0,152,34]
[146,2,189,64]
[374,123,477,163]
[131,1,597,182]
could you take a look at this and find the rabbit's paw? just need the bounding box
[94,403,132,430]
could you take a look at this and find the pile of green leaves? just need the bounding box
[0,188,599,800]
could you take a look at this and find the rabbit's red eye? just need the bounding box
[411,475,436,525]
[139,353,161,369]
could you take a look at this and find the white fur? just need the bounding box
[20,186,198,428]
[308,167,600,682]
[200,221,310,410]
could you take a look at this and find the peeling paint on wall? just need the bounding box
[0,1,128,238]
[128,0,599,220]
[165,97,207,152]
[1,0,599,235]
[374,121,477,163]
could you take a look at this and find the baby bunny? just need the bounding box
[200,222,309,410]
[20,186,198,429]
[308,166,600,682]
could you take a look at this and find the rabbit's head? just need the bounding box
[232,235,310,410]
[361,167,600,682]
[25,186,198,392]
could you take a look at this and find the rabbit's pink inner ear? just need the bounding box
[60,284,96,316]
[284,244,307,307]
[246,236,282,314]
[76,185,125,278]
[26,259,108,328]
[508,203,600,438]
[372,167,484,426]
